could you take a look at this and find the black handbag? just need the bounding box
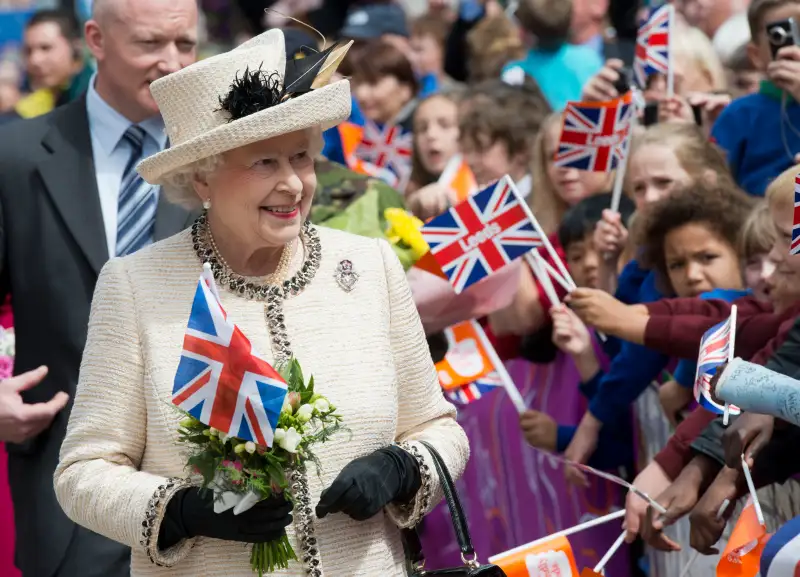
[403,441,507,577]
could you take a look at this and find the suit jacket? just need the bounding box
[0,95,197,577]
[52,227,468,576]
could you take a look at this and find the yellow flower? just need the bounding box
[384,209,429,260]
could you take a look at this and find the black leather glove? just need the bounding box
[157,488,293,549]
[315,445,421,521]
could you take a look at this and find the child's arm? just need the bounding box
[550,304,601,383]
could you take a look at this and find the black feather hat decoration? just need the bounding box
[217,43,339,122]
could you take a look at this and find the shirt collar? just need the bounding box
[584,33,604,56]
[759,79,795,103]
[86,73,167,155]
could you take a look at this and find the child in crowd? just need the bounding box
[465,11,525,83]
[658,201,776,425]
[502,0,603,110]
[725,42,765,98]
[711,0,800,195]
[520,193,636,471]
[580,165,800,550]
[323,40,419,172]
[405,91,464,219]
[530,112,613,236]
[409,15,461,97]
[563,123,741,477]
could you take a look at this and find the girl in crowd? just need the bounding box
[405,90,464,219]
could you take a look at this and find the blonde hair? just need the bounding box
[765,163,800,209]
[466,14,525,83]
[626,123,735,192]
[529,112,612,236]
[739,201,777,260]
[160,127,324,209]
[673,23,728,92]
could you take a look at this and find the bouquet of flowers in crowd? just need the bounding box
[384,208,430,270]
[176,359,345,575]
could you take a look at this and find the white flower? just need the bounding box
[245,441,256,454]
[296,404,314,422]
[219,432,229,444]
[209,427,220,437]
[313,398,330,413]
[274,428,286,442]
[278,427,302,453]
[281,398,293,415]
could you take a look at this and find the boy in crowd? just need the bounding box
[711,0,800,196]
[501,0,603,111]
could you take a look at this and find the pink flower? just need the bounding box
[0,356,13,380]
[221,460,242,472]
[286,392,302,411]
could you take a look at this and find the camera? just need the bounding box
[612,66,632,96]
[766,17,800,59]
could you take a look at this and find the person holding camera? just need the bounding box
[709,0,800,196]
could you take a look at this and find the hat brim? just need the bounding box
[137,79,351,185]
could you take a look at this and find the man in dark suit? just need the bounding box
[0,0,199,575]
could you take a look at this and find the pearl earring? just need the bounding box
[203,198,211,210]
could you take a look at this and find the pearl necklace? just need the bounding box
[206,221,295,287]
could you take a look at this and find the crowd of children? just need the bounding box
[294,0,800,574]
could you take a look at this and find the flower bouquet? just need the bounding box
[175,359,345,575]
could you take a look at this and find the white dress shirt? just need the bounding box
[85,75,167,258]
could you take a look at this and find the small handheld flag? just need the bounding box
[717,497,769,577]
[634,4,673,89]
[554,92,634,173]
[693,306,740,418]
[760,514,799,577]
[491,535,579,576]
[421,175,543,294]
[172,265,288,447]
[354,121,412,189]
[791,174,800,255]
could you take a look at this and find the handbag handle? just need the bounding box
[413,440,476,561]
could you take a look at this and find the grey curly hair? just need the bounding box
[158,127,326,210]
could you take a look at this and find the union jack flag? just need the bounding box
[354,121,412,186]
[447,371,503,405]
[791,174,800,254]
[634,3,673,88]
[693,306,740,416]
[554,92,633,173]
[421,176,543,294]
[172,267,288,446]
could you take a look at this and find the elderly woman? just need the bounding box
[53,29,468,576]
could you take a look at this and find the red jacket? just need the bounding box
[640,295,800,478]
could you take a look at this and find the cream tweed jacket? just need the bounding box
[53,225,469,576]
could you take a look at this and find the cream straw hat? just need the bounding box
[137,28,352,185]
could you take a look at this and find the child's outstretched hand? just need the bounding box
[519,410,558,452]
[550,304,591,357]
[658,380,693,428]
[594,209,629,259]
[567,288,649,340]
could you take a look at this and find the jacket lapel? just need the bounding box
[38,97,108,275]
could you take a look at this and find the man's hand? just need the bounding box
[768,46,800,102]
[0,366,69,443]
[722,412,774,469]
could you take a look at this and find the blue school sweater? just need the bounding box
[711,81,800,196]
[673,288,753,388]
[588,260,671,425]
[556,371,634,470]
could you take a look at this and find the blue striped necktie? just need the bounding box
[116,125,158,256]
